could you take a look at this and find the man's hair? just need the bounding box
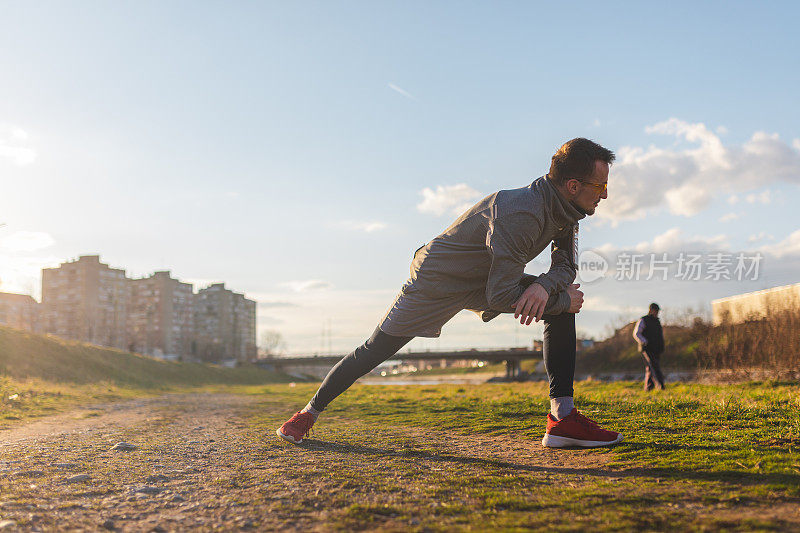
[548,138,615,186]
[649,302,660,311]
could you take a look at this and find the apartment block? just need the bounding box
[234,291,257,362]
[38,255,257,362]
[128,271,195,360]
[0,292,40,333]
[195,283,257,363]
[41,255,130,349]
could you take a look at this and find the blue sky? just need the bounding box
[2,1,799,353]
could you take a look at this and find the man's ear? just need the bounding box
[565,179,580,196]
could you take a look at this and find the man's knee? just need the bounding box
[542,312,575,333]
[543,311,574,321]
[352,328,411,367]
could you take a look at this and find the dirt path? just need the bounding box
[0,393,607,531]
[1,393,798,531]
[1,394,265,531]
[0,395,248,447]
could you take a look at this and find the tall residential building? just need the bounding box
[41,255,130,349]
[128,271,195,360]
[233,291,257,362]
[0,292,40,333]
[195,283,257,363]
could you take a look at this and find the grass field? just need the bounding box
[2,325,799,530]
[2,379,799,530]
[250,380,800,530]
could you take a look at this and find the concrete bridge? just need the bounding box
[261,348,542,380]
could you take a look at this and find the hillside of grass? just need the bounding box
[576,321,699,373]
[0,325,291,388]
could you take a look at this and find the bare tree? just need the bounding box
[259,330,286,358]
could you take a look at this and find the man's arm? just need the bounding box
[633,318,647,347]
[484,212,540,312]
[532,225,578,296]
[481,275,570,322]
[510,224,578,324]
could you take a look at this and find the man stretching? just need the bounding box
[278,138,623,448]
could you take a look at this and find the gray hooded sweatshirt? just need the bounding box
[408,175,585,315]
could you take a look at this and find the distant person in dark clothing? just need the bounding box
[633,303,666,391]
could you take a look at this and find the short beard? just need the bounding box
[570,201,594,216]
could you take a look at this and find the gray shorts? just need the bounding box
[378,281,490,338]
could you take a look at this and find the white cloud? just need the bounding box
[0,231,55,253]
[0,143,36,166]
[745,190,771,204]
[338,220,387,233]
[388,83,417,101]
[759,229,800,258]
[417,183,482,216]
[281,279,334,292]
[599,119,800,222]
[748,231,774,244]
[0,125,36,166]
[596,227,729,255]
[593,242,619,256]
[632,227,729,253]
[664,183,712,216]
[644,118,729,166]
[718,212,739,223]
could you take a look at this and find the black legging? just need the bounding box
[542,312,576,399]
[309,312,576,411]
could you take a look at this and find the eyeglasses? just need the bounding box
[577,180,607,193]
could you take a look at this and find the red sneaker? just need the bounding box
[276,411,316,444]
[541,408,622,448]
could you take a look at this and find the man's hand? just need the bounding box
[512,282,549,325]
[566,283,584,313]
